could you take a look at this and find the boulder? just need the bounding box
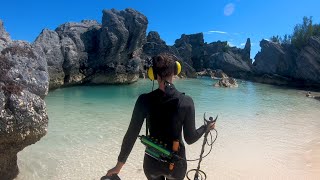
[197,69,228,79]
[0,41,49,179]
[197,69,211,77]
[214,77,238,88]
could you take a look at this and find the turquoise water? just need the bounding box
[16,78,320,180]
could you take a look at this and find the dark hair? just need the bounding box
[152,53,178,79]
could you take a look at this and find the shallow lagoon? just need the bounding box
[16,78,320,180]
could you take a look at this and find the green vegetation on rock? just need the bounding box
[270,16,320,49]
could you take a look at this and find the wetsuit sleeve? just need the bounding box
[117,94,146,163]
[182,96,206,145]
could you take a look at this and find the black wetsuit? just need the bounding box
[118,84,206,180]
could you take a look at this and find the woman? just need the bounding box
[106,53,216,180]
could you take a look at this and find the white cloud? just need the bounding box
[240,42,257,47]
[224,3,236,16]
[228,41,235,47]
[208,30,228,34]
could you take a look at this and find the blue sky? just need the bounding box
[0,0,319,59]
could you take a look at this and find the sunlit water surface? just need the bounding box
[16,78,320,180]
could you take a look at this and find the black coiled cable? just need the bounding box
[186,128,218,180]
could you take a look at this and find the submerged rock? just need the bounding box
[0,40,49,179]
[214,77,238,88]
[197,69,228,79]
[211,69,229,79]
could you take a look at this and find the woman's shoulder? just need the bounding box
[179,93,194,106]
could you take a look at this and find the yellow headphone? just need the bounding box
[147,61,182,81]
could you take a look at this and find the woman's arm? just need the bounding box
[182,96,206,145]
[107,94,146,175]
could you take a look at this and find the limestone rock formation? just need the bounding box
[0,38,49,179]
[34,29,65,89]
[142,31,173,60]
[91,8,148,84]
[34,20,101,89]
[208,51,252,78]
[173,33,205,71]
[35,8,148,88]
[253,37,320,87]
[141,31,197,78]
[0,20,11,51]
[172,33,252,78]
[294,36,320,83]
[253,40,288,74]
[56,20,101,85]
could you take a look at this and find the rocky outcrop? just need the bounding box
[34,20,101,89]
[0,35,49,179]
[91,8,148,84]
[207,51,252,78]
[294,36,320,83]
[242,38,252,65]
[0,20,11,51]
[56,20,101,86]
[253,40,289,74]
[35,8,148,89]
[142,31,171,57]
[141,31,197,78]
[34,29,65,89]
[144,32,251,77]
[172,33,252,78]
[214,77,238,88]
[174,33,205,71]
[32,9,252,87]
[253,37,320,87]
